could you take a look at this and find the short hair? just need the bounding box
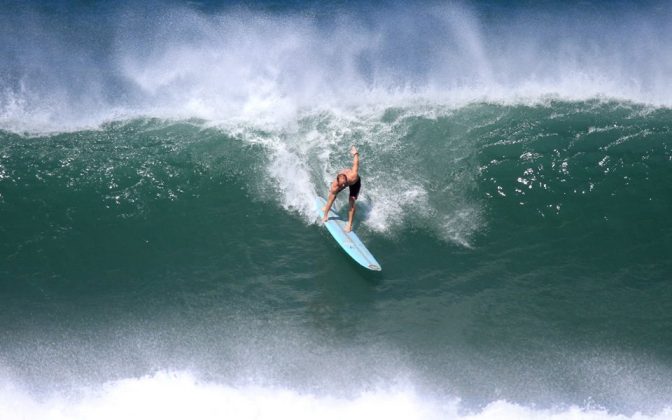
[337,174,348,184]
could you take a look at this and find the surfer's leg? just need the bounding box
[345,178,360,232]
[346,196,356,232]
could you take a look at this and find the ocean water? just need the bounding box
[1,1,672,419]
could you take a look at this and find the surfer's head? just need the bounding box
[337,174,348,188]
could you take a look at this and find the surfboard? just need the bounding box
[315,197,382,271]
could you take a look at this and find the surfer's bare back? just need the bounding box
[322,146,361,232]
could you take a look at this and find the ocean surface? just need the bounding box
[1,1,672,419]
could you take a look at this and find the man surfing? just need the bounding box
[322,145,361,232]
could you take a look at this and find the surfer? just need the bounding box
[322,145,361,232]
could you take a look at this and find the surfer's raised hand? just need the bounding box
[350,145,358,156]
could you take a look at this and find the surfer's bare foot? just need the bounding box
[345,222,352,232]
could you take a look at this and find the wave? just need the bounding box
[1,103,671,418]
[0,108,486,246]
[2,1,672,132]
[2,99,670,250]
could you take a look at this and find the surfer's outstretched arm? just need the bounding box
[350,145,359,177]
[322,182,340,222]
[322,195,335,222]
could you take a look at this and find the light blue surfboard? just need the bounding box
[315,197,382,271]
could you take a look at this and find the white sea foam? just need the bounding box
[265,139,318,216]
[222,104,482,246]
[0,371,669,420]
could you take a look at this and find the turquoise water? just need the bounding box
[2,1,672,419]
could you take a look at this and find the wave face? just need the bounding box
[2,1,672,419]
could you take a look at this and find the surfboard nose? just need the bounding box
[316,196,382,272]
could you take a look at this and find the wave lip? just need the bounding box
[2,2,672,132]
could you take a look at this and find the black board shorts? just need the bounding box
[349,177,361,200]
